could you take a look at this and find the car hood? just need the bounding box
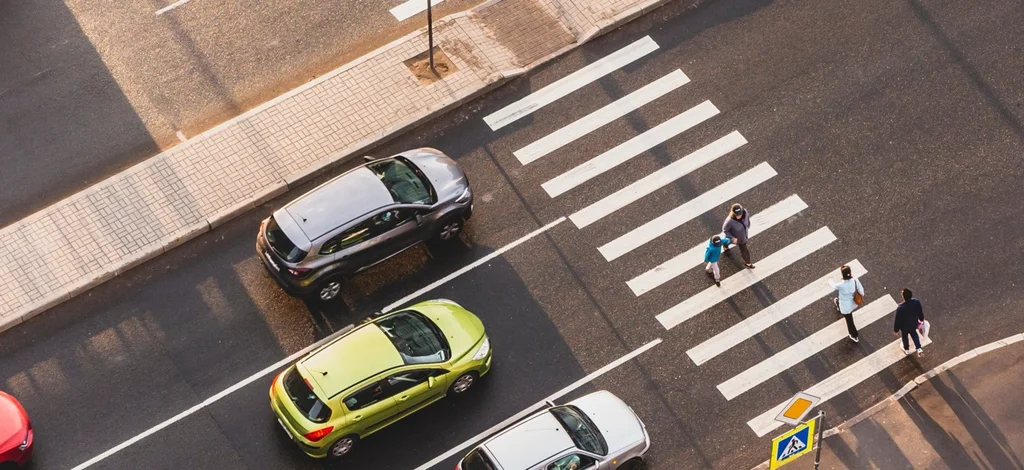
[571,391,645,454]
[0,393,28,450]
[404,149,468,202]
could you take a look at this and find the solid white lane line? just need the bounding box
[390,0,445,21]
[483,36,660,131]
[155,0,192,15]
[413,338,662,470]
[513,70,690,165]
[686,260,866,366]
[627,195,808,296]
[656,226,837,330]
[542,101,719,198]
[72,324,357,470]
[71,219,568,470]
[383,217,566,312]
[717,294,898,400]
[598,162,775,261]
[747,335,933,437]
[570,131,746,228]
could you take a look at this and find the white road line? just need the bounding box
[483,36,659,131]
[717,294,897,400]
[655,226,837,330]
[687,260,866,366]
[570,131,746,229]
[513,70,690,165]
[71,219,567,470]
[390,0,445,21]
[155,0,192,15]
[72,324,356,469]
[747,334,933,437]
[543,101,720,198]
[598,161,775,261]
[627,195,807,296]
[413,338,663,470]
[383,217,566,312]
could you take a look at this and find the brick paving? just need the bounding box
[0,0,679,331]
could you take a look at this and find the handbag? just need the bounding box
[852,279,864,306]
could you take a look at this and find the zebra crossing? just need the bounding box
[482,36,921,437]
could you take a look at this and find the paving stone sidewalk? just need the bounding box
[0,0,696,332]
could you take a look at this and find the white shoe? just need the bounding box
[905,349,914,355]
[917,348,924,357]
[849,335,859,343]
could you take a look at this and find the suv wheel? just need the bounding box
[434,216,464,243]
[315,278,343,302]
[328,435,358,458]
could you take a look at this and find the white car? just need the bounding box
[457,391,650,470]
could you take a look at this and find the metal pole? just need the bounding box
[813,411,825,470]
[427,0,436,75]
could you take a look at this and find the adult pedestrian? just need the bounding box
[828,265,864,343]
[703,235,732,287]
[722,203,755,268]
[893,288,926,357]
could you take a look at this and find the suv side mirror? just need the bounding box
[427,376,437,389]
[363,155,376,162]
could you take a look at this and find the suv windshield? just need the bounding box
[367,157,434,205]
[375,311,450,364]
[283,367,331,423]
[266,216,307,262]
[550,406,607,455]
[460,449,498,470]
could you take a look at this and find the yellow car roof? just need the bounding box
[300,324,403,398]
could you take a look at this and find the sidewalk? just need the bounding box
[0,0,701,332]
[818,335,1024,469]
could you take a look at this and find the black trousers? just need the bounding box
[844,312,859,339]
[901,330,922,350]
[738,243,752,264]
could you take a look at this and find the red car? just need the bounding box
[0,392,32,466]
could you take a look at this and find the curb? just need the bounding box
[749,332,1024,470]
[0,0,684,335]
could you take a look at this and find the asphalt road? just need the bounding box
[2,0,1023,469]
[0,0,481,226]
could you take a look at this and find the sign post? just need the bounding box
[813,411,825,470]
[426,0,436,75]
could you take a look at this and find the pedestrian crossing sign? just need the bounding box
[769,419,816,469]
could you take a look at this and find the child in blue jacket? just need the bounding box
[704,235,731,286]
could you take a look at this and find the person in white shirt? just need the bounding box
[828,265,864,343]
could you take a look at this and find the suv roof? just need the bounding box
[484,410,575,469]
[282,166,394,241]
[299,323,403,398]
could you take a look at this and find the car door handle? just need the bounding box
[397,395,409,402]
[351,415,363,421]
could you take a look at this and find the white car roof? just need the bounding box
[484,411,574,470]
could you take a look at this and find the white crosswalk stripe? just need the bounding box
[748,334,933,437]
[598,161,775,260]
[483,36,659,131]
[542,101,720,197]
[627,195,808,296]
[656,226,837,330]
[686,260,867,365]
[717,295,898,400]
[514,70,690,165]
[390,0,444,21]
[570,131,746,229]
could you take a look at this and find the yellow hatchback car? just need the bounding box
[270,299,492,459]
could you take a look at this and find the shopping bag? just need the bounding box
[917,319,931,338]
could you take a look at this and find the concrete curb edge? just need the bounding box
[749,331,1024,470]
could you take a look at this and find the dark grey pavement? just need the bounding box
[0,0,481,226]
[819,339,1024,470]
[1,0,1023,469]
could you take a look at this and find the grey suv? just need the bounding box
[256,148,473,301]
